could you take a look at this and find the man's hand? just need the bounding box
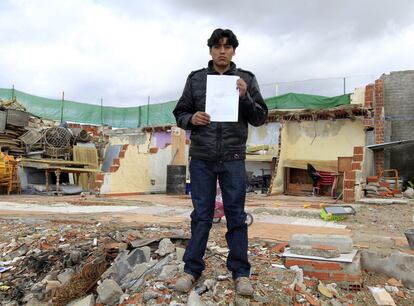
[191,111,210,125]
[237,78,247,98]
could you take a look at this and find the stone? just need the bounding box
[253,293,269,303]
[329,300,343,306]
[289,234,353,253]
[97,279,123,306]
[70,250,82,264]
[235,296,250,306]
[157,264,179,281]
[290,244,341,258]
[403,187,414,199]
[156,238,175,256]
[143,289,161,301]
[102,248,147,283]
[127,248,148,266]
[121,262,151,287]
[57,268,74,285]
[187,291,205,306]
[45,280,61,294]
[176,247,185,262]
[140,246,151,262]
[68,294,95,306]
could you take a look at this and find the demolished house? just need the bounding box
[1,71,414,201]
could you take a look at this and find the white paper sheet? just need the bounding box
[205,75,239,122]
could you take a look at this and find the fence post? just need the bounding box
[60,91,65,122]
[146,96,150,126]
[101,98,103,125]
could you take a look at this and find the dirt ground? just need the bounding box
[0,193,413,305]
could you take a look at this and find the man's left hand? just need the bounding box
[237,78,247,98]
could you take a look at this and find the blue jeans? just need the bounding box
[183,158,251,279]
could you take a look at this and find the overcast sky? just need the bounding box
[0,0,413,106]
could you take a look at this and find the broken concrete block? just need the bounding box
[68,294,95,306]
[57,268,74,285]
[176,247,185,262]
[187,290,205,306]
[140,246,151,262]
[127,248,147,266]
[97,279,123,306]
[361,250,414,289]
[120,262,152,288]
[289,244,341,258]
[102,248,147,283]
[368,286,396,306]
[290,234,353,254]
[156,238,175,256]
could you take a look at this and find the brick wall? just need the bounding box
[285,253,362,287]
[343,146,364,203]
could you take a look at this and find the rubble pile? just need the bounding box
[1,218,414,305]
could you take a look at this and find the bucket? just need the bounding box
[166,165,186,195]
[405,229,414,250]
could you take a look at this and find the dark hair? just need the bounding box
[207,28,239,49]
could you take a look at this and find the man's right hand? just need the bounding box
[191,111,211,125]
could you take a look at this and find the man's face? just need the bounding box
[209,37,235,70]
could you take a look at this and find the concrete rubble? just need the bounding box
[0,216,413,306]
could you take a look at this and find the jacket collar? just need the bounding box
[207,60,237,75]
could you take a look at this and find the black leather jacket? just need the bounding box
[173,61,268,161]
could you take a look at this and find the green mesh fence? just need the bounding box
[0,88,350,128]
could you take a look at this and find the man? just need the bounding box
[173,28,268,296]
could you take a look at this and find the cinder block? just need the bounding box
[289,234,353,253]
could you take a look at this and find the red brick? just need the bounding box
[379,181,390,188]
[366,176,378,183]
[344,180,356,189]
[304,271,331,280]
[311,244,338,251]
[109,165,119,172]
[118,150,126,158]
[331,273,362,283]
[353,146,363,155]
[269,242,289,253]
[351,162,361,170]
[285,258,311,268]
[149,147,158,154]
[344,171,356,180]
[353,154,363,162]
[113,158,120,166]
[343,188,355,203]
[96,172,104,181]
[122,144,129,150]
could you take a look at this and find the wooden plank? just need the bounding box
[283,159,338,172]
[338,156,353,172]
[20,157,93,166]
[171,127,186,166]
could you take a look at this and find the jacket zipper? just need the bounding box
[217,122,222,161]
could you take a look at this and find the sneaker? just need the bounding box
[235,277,253,296]
[175,273,196,292]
